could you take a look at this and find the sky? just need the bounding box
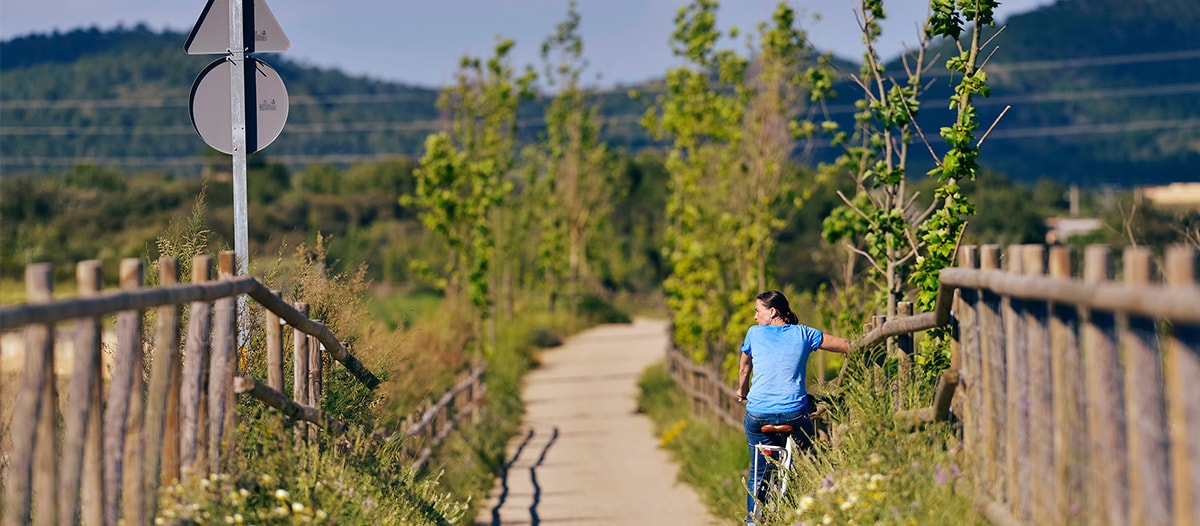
[0,1,1055,89]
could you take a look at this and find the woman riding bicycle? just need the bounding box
[735,290,851,525]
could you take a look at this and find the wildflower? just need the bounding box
[238,488,249,498]
[234,514,244,525]
[259,474,274,486]
[822,475,835,489]
[274,506,289,516]
[155,519,165,525]
[868,453,883,466]
[822,514,833,525]
[224,515,235,524]
[364,497,376,510]
[274,489,290,501]
[934,465,949,485]
[840,500,853,511]
[799,496,814,511]
[292,502,305,513]
[316,510,328,520]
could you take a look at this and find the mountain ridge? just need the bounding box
[1,0,1198,186]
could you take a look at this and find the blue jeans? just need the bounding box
[744,407,814,517]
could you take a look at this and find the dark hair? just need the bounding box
[756,290,798,325]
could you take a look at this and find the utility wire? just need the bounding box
[4,81,1200,136]
[4,117,1198,169]
[2,48,1197,110]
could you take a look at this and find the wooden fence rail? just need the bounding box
[397,365,487,472]
[0,252,381,525]
[665,243,1199,526]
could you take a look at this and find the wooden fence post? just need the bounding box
[872,315,887,399]
[1047,246,1085,525]
[143,257,180,519]
[59,261,103,526]
[1003,244,1030,523]
[2,264,55,526]
[1163,244,1198,526]
[208,252,237,474]
[308,333,322,443]
[1082,245,1125,526]
[978,244,1005,504]
[954,246,978,491]
[1021,245,1056,526]
[266,289,284,392]
[1120,247,1170,525]
[895,303,913,412]
[293,302,310,448]
[104,258,143,526]
[180,255,213,476]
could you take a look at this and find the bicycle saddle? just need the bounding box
[760,424,793,434]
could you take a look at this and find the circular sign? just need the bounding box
[189,57,289,155]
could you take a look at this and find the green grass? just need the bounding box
[364,286,444,330]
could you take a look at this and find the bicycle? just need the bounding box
[747,404,826,524]
[751,423,797,518]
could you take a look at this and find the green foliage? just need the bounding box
[405,38,535,345]
[819,0,1001,383]
[576,294,632,325]
[644,1,830,367]
[156,425,469,525]
[521,0,622,314]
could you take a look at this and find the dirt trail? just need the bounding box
[475,318,722,526]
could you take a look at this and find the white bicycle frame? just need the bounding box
[752,432,796,511]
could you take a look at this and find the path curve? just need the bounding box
[475,318,721,526]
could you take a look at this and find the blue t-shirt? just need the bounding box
[741,323,824,414]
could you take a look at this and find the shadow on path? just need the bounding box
[528,427,559,526]
[490,429,535,526]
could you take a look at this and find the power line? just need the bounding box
[3,80,1199,137]
[3,117,1197,171]
[1,48,1196,111]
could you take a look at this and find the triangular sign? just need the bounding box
[185,0,290,55]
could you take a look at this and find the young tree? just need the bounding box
[644,0,829,366]
[642,0,747,364]
[526,0,619,313]
[405,39,535,352]
[820,0,1002,377]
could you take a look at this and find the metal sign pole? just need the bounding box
[187,0,290,352]
[229,0,250,348]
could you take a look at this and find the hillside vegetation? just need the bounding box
[2,0,1198,186]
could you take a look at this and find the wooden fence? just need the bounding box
[0,251,486,525]
[665,243,1200,526]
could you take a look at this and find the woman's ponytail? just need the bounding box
[782,309,799,325]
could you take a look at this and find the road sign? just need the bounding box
[189,57,289,155]
[185,0,290,54]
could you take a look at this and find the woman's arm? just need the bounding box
[819,333,852,354]
[736,351,752,400]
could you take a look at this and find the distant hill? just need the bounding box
[2,0,1198,187]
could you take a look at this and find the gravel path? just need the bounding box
[474,318,722,526]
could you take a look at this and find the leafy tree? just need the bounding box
[820,0,1001,381]
[642,0,747,364]
[404,38,535,353]
[64,163,126,191]
[643,0,828,366]
[526,0,620,313]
